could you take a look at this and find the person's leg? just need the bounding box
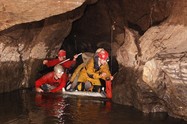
[76,71,87,91]
[70,63,84,82]
[89,79,101,92]
[84,81,93,91]
[92,85,102,92]
[70,74,79,90]
[76,82,84,91]
[66,74,79,91]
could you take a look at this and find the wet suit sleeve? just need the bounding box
[35,73,52,88]
[45,59,60,67]
[62,60,76,69]
[50,73,68,93]
[100,64,112,80]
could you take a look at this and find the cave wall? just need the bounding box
[112,0,187,121]
[0,15,73,92]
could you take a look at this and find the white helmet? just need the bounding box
[54,65,64,74]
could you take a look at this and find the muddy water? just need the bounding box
[0,89,186,124]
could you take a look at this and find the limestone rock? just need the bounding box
[113,0,187,121]
[0,0,85,31]
[116,27,139,67]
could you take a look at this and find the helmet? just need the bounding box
[97,50,109,61]
[95,48,104,54]
[54,65,64,74]
[58,50,66,57]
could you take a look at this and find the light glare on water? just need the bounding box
[0,90,186,124]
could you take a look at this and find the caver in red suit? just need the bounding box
[35,65,68,93]
[43,50,78,69]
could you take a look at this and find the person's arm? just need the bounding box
[100,64,112,80]
[44,59,60,67]
[35,72,54,93]
[35,76,46,88]
[50,73,68,93]
[35,74,49,92]
[62,54,78,69]
[62,60,76,69]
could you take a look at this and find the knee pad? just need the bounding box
[84,81,93,91]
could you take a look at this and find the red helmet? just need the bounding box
[97,50,109,61]
[58,50,66,57]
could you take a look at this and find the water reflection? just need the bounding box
[35,93,67,123]
[0,90,186,124]
[64,96,112,124]
[35,93,113,124]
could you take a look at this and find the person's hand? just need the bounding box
[35,87,44,93]
[110,76,114,80]
[100,72,107,78]
[73,54,78,61]
[105,75,113,81]
[43,60,48,65]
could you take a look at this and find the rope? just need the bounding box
[74,35,77,52]
[110,23,115,74]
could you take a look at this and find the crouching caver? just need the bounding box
[76,49,113,94]
[35,64,68,93]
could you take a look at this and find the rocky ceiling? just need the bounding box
[0,0,187,121]
[0,0,86,30]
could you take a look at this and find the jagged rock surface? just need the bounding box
[113,0,187,121]
[0,0,86,31]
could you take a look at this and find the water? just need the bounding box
[0,89,186,124]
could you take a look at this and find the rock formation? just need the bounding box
[112,0,187,121]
